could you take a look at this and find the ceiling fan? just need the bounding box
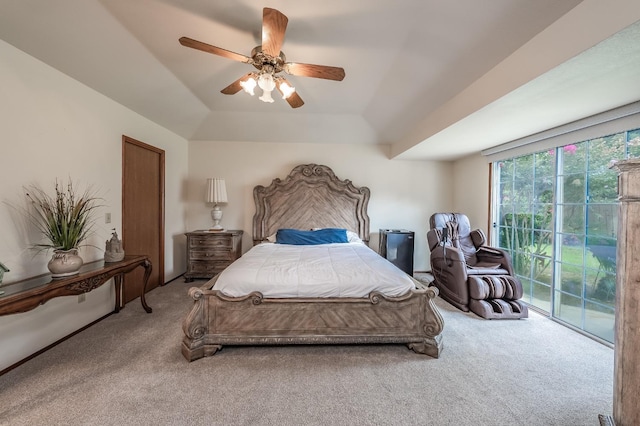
[179,7,345,108]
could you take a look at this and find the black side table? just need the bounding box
[379,229,414,276]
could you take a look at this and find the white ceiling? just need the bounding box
[1,0,639,160]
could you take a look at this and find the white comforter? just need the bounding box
[212,242,416,298]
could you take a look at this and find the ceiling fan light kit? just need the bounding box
[278,80,295,99]
[239,76,257,96]
[257,72,276,103]
[179,7,345,108]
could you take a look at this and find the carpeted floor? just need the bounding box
[0,276,614,425]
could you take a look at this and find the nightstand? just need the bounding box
[184,230,243,282]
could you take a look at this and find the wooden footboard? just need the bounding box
[182,278,444,361]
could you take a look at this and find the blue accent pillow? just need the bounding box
[276,228,349,245]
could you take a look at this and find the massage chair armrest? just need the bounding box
[476,246,515,275]
[430,245,468,278]
[429,245,470,306]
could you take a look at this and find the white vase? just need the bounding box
[48,248,83,278]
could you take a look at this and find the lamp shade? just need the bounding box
[206,178,228,204]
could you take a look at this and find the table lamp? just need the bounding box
[206,178,228,231]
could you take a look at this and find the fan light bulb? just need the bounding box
[259,90,275,103]
[258,73,276,103]
[240,77,257,96]
[279,81,296,99]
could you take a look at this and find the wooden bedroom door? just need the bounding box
[122,136,165,304]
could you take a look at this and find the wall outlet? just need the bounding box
[105,212,111,224]
[78,293,86,303]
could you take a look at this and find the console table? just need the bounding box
[0,255,152,316]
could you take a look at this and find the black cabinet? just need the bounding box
[379,229,414,276]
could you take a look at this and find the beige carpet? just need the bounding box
[0,276,613,425]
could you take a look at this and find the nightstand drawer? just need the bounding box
[189,249,235,261]
[189,235,232,248]
[189,260,229,275]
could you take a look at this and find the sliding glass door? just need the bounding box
[492,128,640,343]
[495,151,554,312]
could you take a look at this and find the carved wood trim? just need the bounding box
[253,164,370,244]
[180,279,445,362]
[611,159,640,424]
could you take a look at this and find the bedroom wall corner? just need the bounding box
[451,153,491,236]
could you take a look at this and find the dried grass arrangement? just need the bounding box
[24,179,102,251]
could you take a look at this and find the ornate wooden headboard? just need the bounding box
[252,164,371,244]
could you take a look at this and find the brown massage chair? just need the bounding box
[427,213,528,319]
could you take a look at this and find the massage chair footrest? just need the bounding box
[467,275,528,319]
[469,298,528,319]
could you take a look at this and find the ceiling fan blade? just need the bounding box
[285,63,345,81]
[284,91,304,109]
[276,78,304,108]
[221,73,254,95]
[262,8,288,57]
[179,37,251,63]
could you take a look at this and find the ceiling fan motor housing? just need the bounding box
[250,46,286,74]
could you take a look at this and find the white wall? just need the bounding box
[0,40,189,371]
[187,141,454,271]
[452,153,491,236]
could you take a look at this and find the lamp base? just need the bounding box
[211,205,224,232]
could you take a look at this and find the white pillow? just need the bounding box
[309,227,362,244]
[346,230,363,243]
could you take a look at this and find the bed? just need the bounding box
[181,164,444,361]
